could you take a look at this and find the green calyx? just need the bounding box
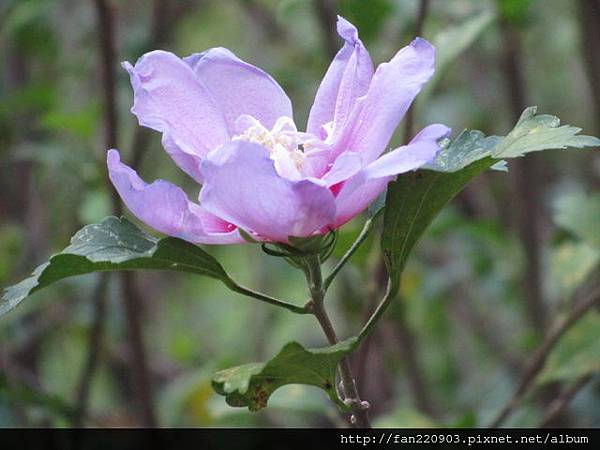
[260,230,338,266]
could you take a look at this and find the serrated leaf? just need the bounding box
[0,216,229,317]
[538,313,600,384]
[492,107,600,158]
[425,107,600,173]
[424,130,501,172]
[384,108,599,294]
[212,338,357,412]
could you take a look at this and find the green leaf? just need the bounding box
[492,107,600,158]
[383,159,493,292]
[212,338,357,412]
[384,108,599,294]
[538,313,600,384]
[425,107,600,173]
[554,191,600,248]
[0,216,228,317]
[423,130,501,172]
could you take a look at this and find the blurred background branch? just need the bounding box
[90,0,156,427]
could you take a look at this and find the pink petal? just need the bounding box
[123,50,229,182]
[333,174,390,228]
[200,141,336,242]
[107,150,242,245]
[336,37,436,164]
[307,16,374,141]
[363,124,450,178]
[185,48,293,132]
[333,123,448,227]
[320,152,363,187]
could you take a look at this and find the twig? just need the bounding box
[576,0,600,188]
[4,25,49,426]
[353,258,387,402]
[149,0,169,47]
[391,299,437,418]
[403,0,430,142]
[499,17,547,334]
[351,0,437,419]
[120,272,157,427]
[304,255,371,428]
[94,0,121,213]
[130,0,172,170]
[451,288,522,374]
[539,374,593,428]
[312,0,338,59]
[353,330,374,396]
[72,274,109,427]
[488,286,600,428]
[241,0,288,40]
[93,0,157,427]
[79,0,120,429]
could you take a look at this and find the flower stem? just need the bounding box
[304,254,371,428]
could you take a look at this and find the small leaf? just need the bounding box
[538,313,600,384]
[384,108,599,294]
[212,338,358,412]
[1,216,229,317]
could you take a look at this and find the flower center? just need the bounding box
[232,116,307,171]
